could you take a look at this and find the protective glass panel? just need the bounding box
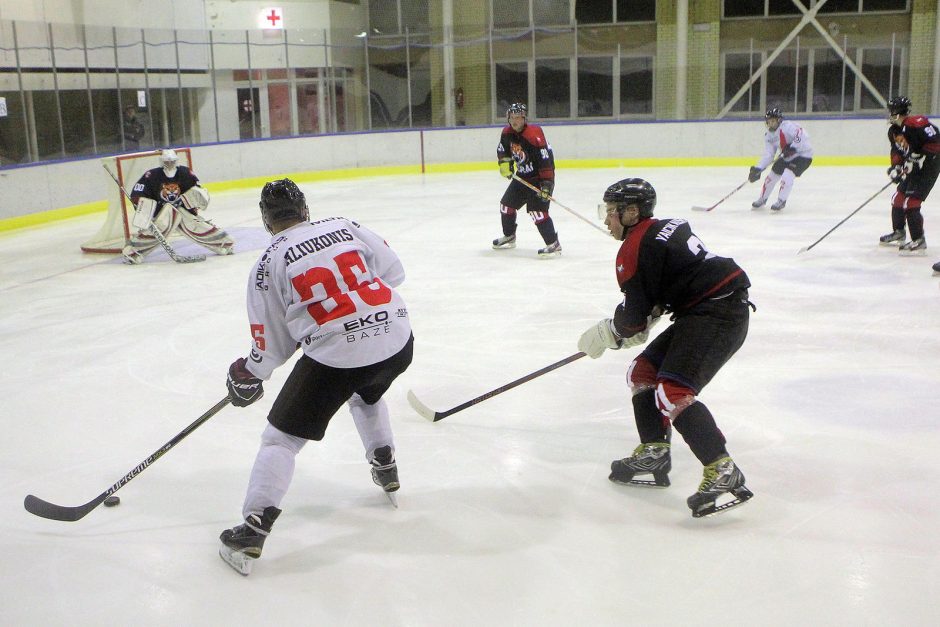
[620,56,653,114]
[578,56,613,117]
[536,58,570,118]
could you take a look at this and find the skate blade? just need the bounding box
[899,249,927,257]
[608,474,670,488]
[691,487,754,518]
[219,545,255,576]
[383,490,399,508]
[537,251,562,259]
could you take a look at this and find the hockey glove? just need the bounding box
[578,319,623,359]
[782,146,797,158]
[748,166,763,183]
[887,164,905,184]
[538,180,554,201]
[227,357,264,407]
[499,159,514,179]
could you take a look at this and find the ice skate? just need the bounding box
[219,506,281,575]
[687,457,753,518]
[492,234,516,250]
[751,198,767,209]
[371,445,399,508]
[933,260,940,274]
[770,199,786,211]
[879,229,905,246]
[899,237,927,256]
[609,442,671,488]
[537,240,562,258]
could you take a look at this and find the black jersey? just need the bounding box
[130,165,200,208]
[612,217,750,337]
[889,115,940,165]
[496,123,555,184]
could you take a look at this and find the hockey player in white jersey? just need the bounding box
[748,108,814,211]
[219,178,413,575]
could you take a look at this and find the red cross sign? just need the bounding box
[260,7,283,29]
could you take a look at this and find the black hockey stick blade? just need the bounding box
[408,352,587,422]
[24,396,231,522]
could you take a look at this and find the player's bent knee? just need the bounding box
[626,355,658,393]
[261,423,306,455]
[655,380,697,420]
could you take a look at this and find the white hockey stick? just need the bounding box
[511,174,609,236]
[102,163,206,264]
[691,180,748,212]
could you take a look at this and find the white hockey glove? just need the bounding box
[578,319,622,359]
[620,311,664,348]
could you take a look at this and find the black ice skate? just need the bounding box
[687,457,753,518]
[770,199,786,211]
[879,229,906,246]
[218,505,281,576]
[933,260,940,274]
[371,445,399,508]
[899,237,927,256]
[537,240,562,258]
[751,198,767,209]
[609,443,671,488]
[492,234,517,249]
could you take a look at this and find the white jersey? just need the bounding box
[756,119,814,169]
[244,217,411,378]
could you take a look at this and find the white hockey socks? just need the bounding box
[348,394,394,462]
[242,423,306,520]
[777,169,796,202]
[758,171,781,202]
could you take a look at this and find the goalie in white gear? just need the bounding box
[121,149,235,264]
[219,178,414,575]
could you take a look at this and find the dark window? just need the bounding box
[860,48,902,109]
[621,56,653,114]
[862,0,908,11]
[812,48,857,112]
[369,0,399,35]
[496,62,529,119]
[536,58,570,118]
[723,52,762,112]
[576,0,613,24]
[768,0,801,15]
[723,0,765,17]
[401,0,430,33]
[534,1,570,26]
[817,0,859,13]
[578,56,613,117]
[617,0,655,22]
[766,49,809,113]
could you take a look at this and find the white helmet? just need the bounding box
[161,149,179,177]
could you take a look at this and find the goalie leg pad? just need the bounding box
[131,197,158,230]
[177,210,235,255]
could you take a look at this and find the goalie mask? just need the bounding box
[161,149,179,177]
[259,178,309,234]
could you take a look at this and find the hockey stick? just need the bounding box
[797,180,893,254]
[691,180,748,212]
[101,163,206,263]
[24,396,231,522]
[511,174,609,235]
[408,352,587,422]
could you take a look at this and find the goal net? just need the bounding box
[80,148,193,253]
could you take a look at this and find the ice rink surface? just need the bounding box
[2,165,939,626]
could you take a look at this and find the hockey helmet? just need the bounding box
[765,107,784,120]
[259,178,309,234]
[602,178,657,218]
[161,149,179,177]
[507,102,527,122]
[887,95,911,118]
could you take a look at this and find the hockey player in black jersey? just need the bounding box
[881,96,940,258]
[577,178,754,518]
[122,149,235,264]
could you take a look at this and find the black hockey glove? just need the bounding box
[748,166,762,183]
[538,180,554,201]
[887,164,905,184]
[782,146,797,158]
[227,357,264,407]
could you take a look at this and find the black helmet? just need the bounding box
[765,107,784,120]
[887,96,911,116]
[259,178,308,234]
[603,178,656,218]
[507,102,527,122]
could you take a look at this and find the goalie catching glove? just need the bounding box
[499,159,514,179]
[227,357,264,407]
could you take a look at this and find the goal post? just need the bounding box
[80,148,193,254]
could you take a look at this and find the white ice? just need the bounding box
[2,166,939,626]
